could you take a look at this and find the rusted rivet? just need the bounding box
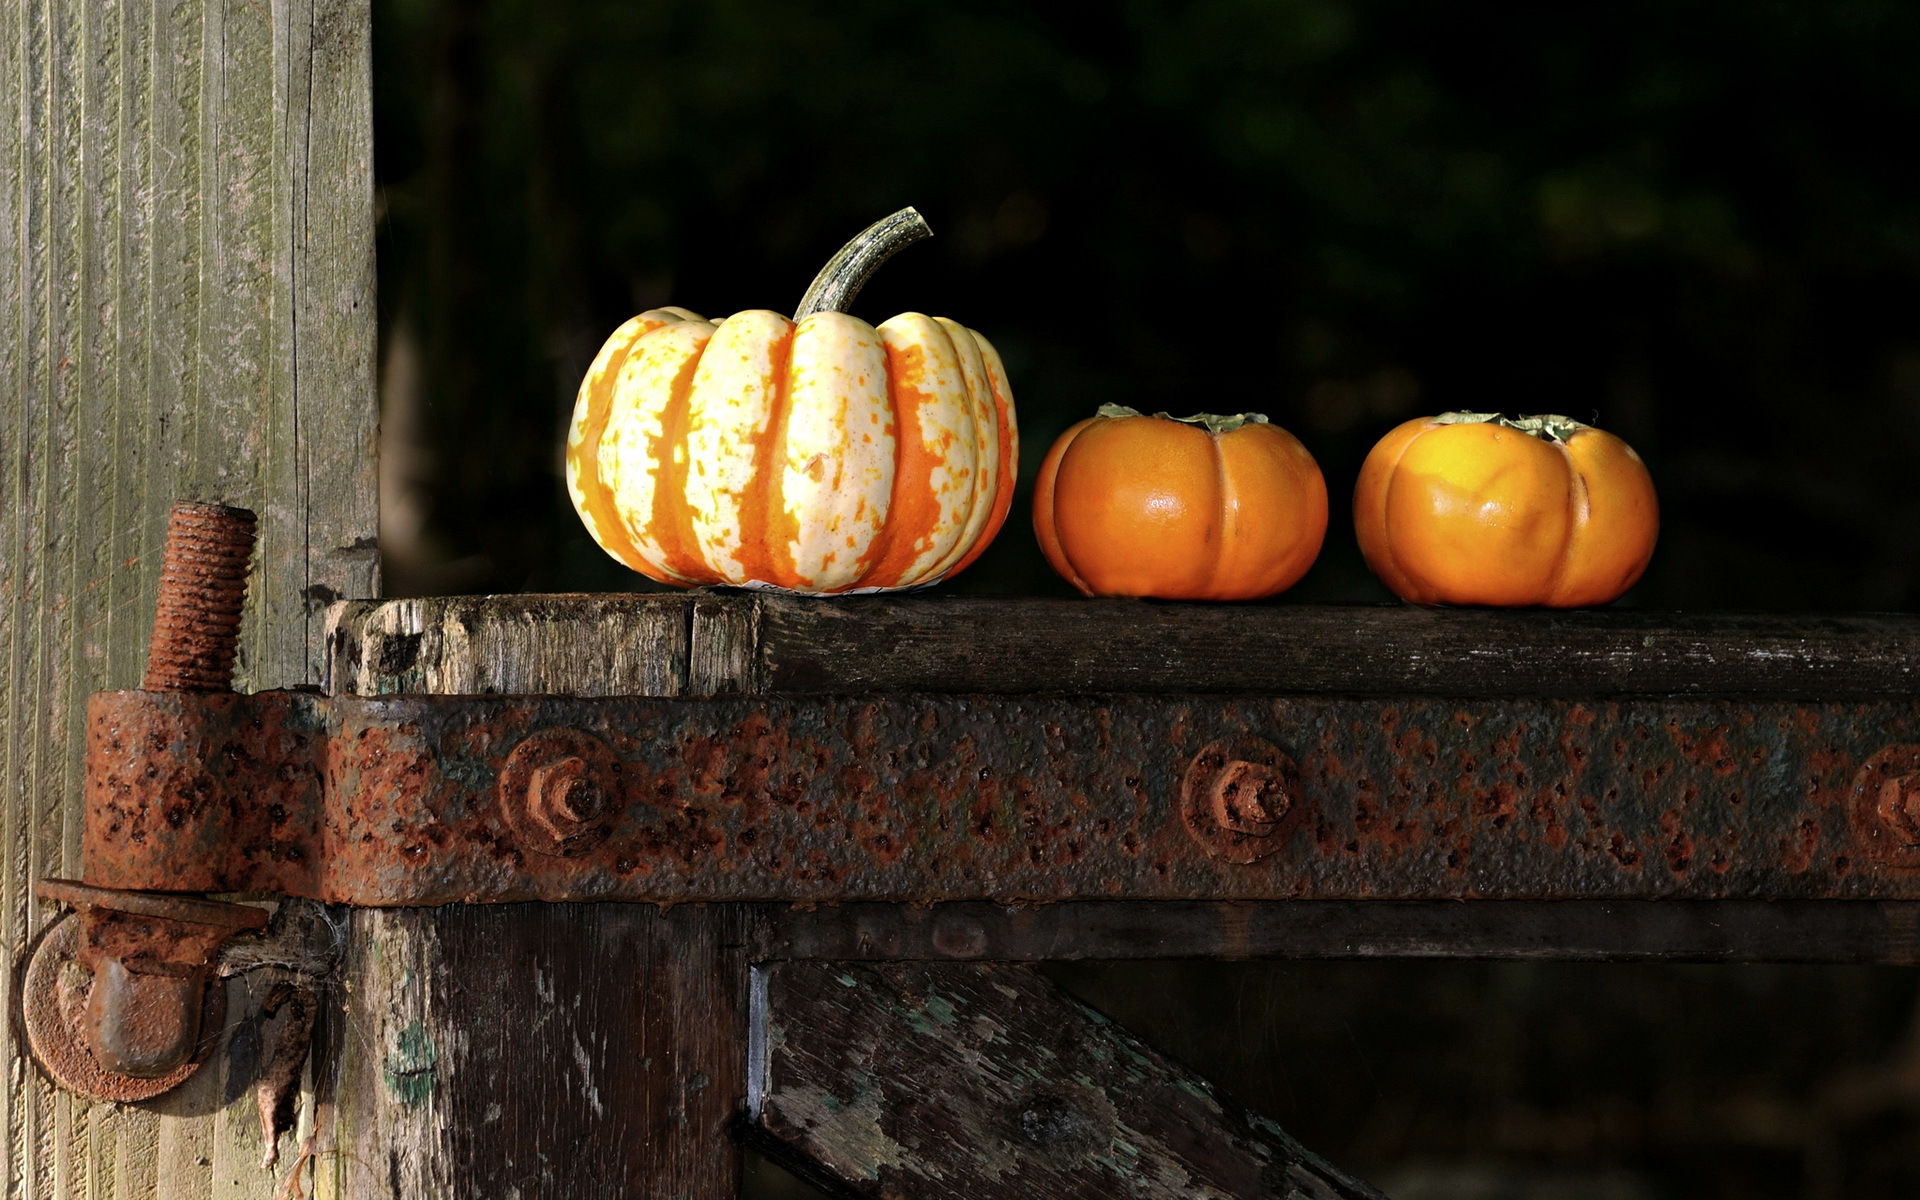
[930,913,989,958]
[500,728,619,856]
[1181,736,1297,864]
[527,756,609,843]
[1876,771,1920,846]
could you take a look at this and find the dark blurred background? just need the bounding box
[371,2,1920,1195]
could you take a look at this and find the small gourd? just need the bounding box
[567,209,1018,594]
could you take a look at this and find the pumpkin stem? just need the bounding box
[794,207,934,320]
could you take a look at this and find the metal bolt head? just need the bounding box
[1210,759,1287,836]
[1181,735,1297,864]
[500,728,619,857]
[1876,772,1920,845]
[527,756,607,844]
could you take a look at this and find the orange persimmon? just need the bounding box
[1354,412,1658,607]
[1033,405,1328,600]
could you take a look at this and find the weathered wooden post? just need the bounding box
[1,0,375,1192]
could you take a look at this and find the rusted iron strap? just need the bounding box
[86,689,1920,905]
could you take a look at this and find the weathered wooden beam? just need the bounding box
[332,903,747,1197]
[751,900,1920,964]
[748,960,1388,1200]
[2,0,376,1194]
[754,595,1920,697]
[330,593,1920,700]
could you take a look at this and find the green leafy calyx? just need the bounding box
[1096,404,1271,434]
[1433,411,1591,443]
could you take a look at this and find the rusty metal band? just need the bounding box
[85,689,1920,905]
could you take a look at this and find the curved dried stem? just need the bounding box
[795,207,934,320]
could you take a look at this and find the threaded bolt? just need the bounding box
[142,502,257,693]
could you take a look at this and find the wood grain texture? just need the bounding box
[753,596,1920,697]
[0,0,375,1196]
[749,961,1388,1200]
[753,900,1920,965]
[322,593,748,1199]
[326,593,694,698]
[328,593,1920,699]
[331,905,748,1199]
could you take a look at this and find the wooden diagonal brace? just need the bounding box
[747,960,1388,1199]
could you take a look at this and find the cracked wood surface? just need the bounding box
[1,0,375,1196]
[748,960,1388,1200]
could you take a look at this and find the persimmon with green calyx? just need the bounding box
[1354,411,1658,607]
[1033,405,1328,600]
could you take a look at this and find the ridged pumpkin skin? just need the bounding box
[567,305,1017,593]
[1354,413,1658,607]
[1032,409,1328,600]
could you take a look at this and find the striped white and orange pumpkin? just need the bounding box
[566,304,1018,593]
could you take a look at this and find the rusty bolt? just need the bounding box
[143,502,257,693]
[1210,759,1287,836]
[500,728,618,857]
[1876,772,1920,845]
[527,756,608,844]
[1181,735,1296,864]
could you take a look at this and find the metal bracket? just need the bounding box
[28,502,265,1101]
[75,685,1920,908]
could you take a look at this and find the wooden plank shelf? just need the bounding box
[330,592,1920,699]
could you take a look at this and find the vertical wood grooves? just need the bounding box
[3,0,27,1170]
[2,0,376,1196]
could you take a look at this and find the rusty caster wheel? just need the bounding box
[21,912,227,1102]
[21,882,266,1103]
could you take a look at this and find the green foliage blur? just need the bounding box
[375,0,1920,608]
